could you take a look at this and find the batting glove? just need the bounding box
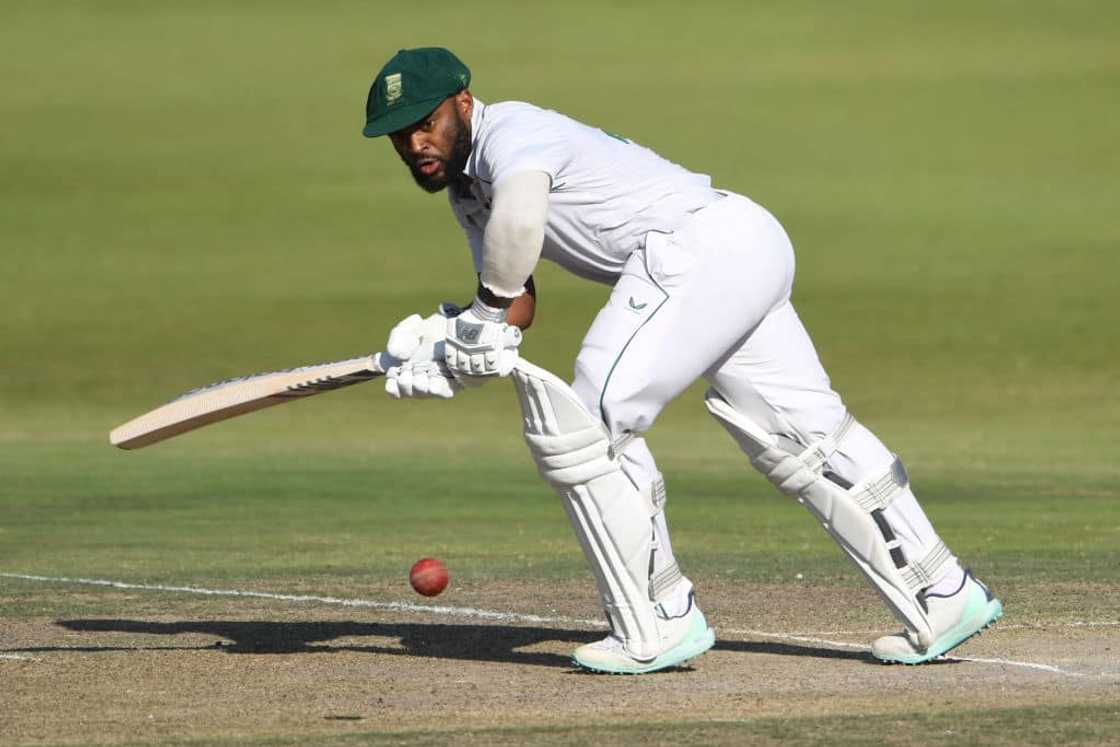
[385,360,462,400]
[383,303,464,400]
[444,298,522,379]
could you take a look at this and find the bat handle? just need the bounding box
[372,352,393,374]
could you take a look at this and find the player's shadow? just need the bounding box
[26,619,874,668]
[51,619,593,668]
[715,638,870,663]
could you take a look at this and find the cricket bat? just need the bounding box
[110,353,389,450]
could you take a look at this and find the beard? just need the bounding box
[403,118,472,194]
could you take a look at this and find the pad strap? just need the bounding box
[644,474,679,602]
[609,431,638,461]
[853,458,909,512]
[650,563,683,601]
[647,477,667,512]
[798,413,855,472]
[902,539,953,591]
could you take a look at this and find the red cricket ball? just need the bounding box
[409,557,449,597]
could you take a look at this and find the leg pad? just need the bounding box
[705,388,953,647]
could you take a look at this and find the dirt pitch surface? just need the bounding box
[3,576,1118,745]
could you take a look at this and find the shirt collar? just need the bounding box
[462,96,486,180]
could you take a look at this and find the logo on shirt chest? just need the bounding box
[627,296,649,314]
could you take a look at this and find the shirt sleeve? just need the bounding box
[479,171,550,299]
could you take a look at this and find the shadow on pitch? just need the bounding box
[16,619,878,668]
[49,618,593,668]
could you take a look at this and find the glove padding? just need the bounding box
[383,304,464,400]
[385,360,461,399]
[444,306,522,378]
[385,303,462,362]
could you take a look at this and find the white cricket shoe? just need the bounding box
[573,595,715,674]
[872,570,1003,664]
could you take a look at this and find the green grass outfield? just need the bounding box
[2,1,1118,743]
[108,703,1120,747]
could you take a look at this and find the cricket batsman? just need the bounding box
[363,47,1002,674]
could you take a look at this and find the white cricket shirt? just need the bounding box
[449,98,718,284]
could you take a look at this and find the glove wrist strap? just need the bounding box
[470,295,509,323]
[475,283,515,311]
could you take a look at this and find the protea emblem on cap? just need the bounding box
[385,73,403,105]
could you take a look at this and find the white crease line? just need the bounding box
[999,621,1120,630]
[951,655,1080,675]
[792,621,1120,636]
[726,628,1088,678]
[0,573,1099,678]
[0,573,603,628]
[1,653,40,661]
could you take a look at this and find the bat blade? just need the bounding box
[110,354,387,450]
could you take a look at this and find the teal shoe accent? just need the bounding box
[877,584,1004,665]
[572,611,715,674]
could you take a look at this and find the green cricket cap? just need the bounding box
[363,47,471,137]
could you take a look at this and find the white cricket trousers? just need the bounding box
[571,192,958,603]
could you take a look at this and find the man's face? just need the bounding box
[389,92,473,193]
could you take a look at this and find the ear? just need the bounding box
[455,89,473,121]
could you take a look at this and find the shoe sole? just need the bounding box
[572,622,716,675]
[875,595,1004,665]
